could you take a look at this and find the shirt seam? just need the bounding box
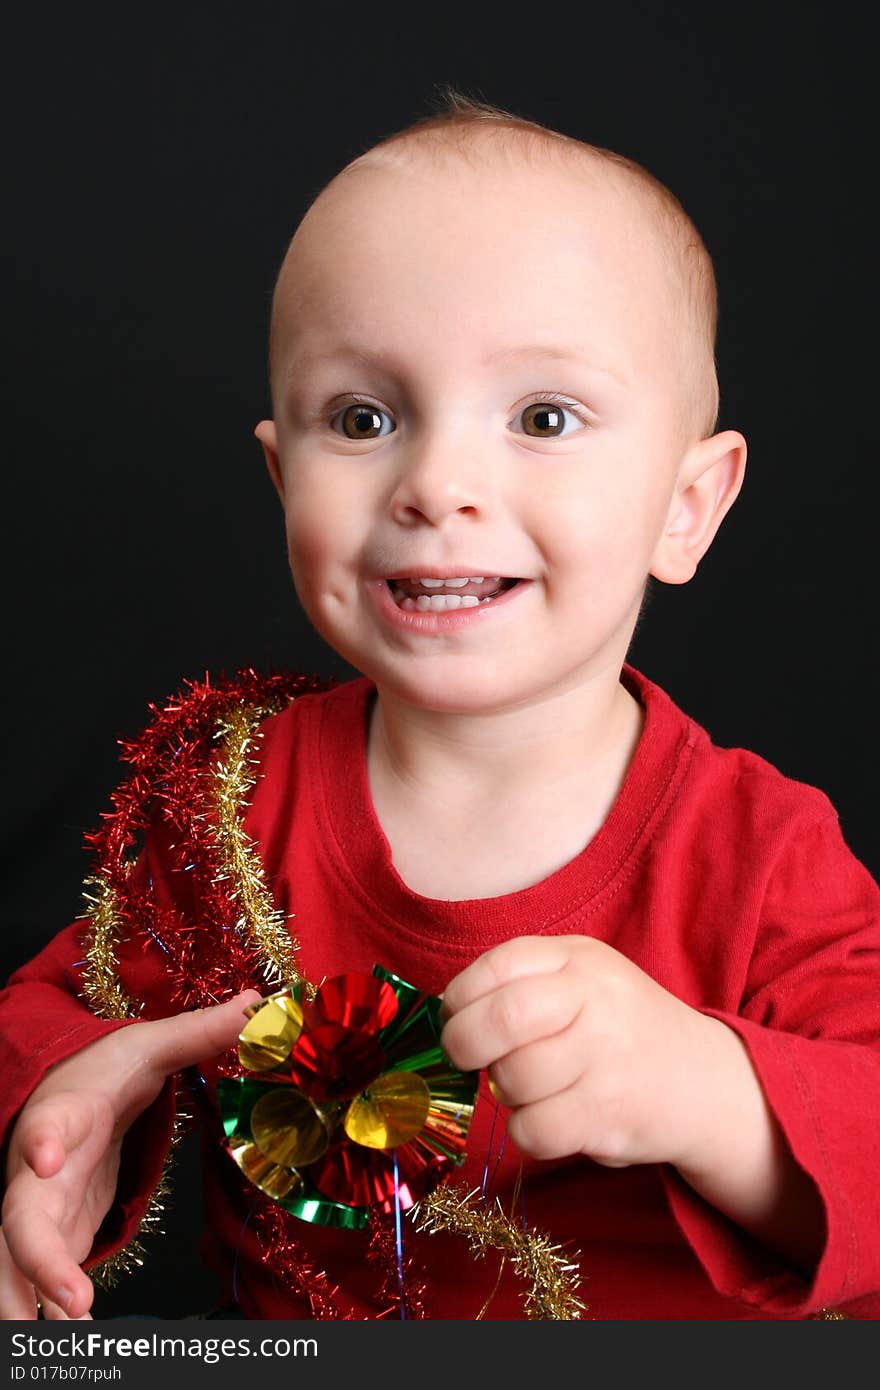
[311,693,698,947]
[785,1042,858,1304]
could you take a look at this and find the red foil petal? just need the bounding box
[308,973,399,1034]
[288,1023,388,1101]
[309,1135,451,1213]
[309,1143,400,1210]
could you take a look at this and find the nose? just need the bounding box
[387,427,492,528]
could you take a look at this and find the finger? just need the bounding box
[39,1295,93,1321]
[135,990,265,1077]
[0,1228,40,1320]
[1,1201,94,1317]
[441,969,582,1071]
[442,937,572,1018]
[16,1098,106,1177]
[488,1023,585,1108]
[507,1082,595,1163]
[20,1126,65,1179]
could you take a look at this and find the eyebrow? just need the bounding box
[485,343,624,383]
[285,342,624,386]
[286,345,393,378]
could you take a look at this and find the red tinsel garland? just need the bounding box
[84,668,330,1009]
[79,668,421,1316]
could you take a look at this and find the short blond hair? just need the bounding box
[273,87,720,436]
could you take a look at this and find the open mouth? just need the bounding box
[385,577,520,612]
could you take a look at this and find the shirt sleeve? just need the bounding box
[0,817,189,1272]
[660,809,880,1317]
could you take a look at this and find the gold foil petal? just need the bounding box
[234,1140,303,1200]
[344,1070,431,1149]
[487,1074,508,1105]
[251,1087,331,1167]
[239,991,304,1071]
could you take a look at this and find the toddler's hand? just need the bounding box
[0,991,260,1321]
[441,936,721,1171]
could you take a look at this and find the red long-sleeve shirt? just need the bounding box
[3,664,880,1318]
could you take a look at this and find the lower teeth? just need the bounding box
[398,594,485,612]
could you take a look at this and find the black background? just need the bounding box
[2,1,875,1317]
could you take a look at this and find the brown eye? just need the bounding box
[335,403,394,439]
[521,402,566,436]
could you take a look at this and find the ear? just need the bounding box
[650,429,747,585]
[254,419,284,504]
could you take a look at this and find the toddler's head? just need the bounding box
[256,95,746,714]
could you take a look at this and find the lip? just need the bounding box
[368,577,532,633]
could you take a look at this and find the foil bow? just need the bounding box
[217,965,478,1229]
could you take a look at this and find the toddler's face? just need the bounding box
[261,155,702,713]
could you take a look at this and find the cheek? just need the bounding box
[280,466,358,573]
[284,502,329,566]
[533,436,676,580]
[279,475,380,625]
[531,478,656,583]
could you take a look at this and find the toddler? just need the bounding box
[2,93,879,1321]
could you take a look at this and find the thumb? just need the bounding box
[135,989,264,1078]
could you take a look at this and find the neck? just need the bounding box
[366,666,643,814]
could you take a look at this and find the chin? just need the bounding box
[373,661,538,715]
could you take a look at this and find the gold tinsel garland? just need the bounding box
[80,874,143,1022]
[209,704,311,998]
[414,1183,586,1320]
[79,871,187,1290]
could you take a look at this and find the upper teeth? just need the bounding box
[415,576,488,586]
